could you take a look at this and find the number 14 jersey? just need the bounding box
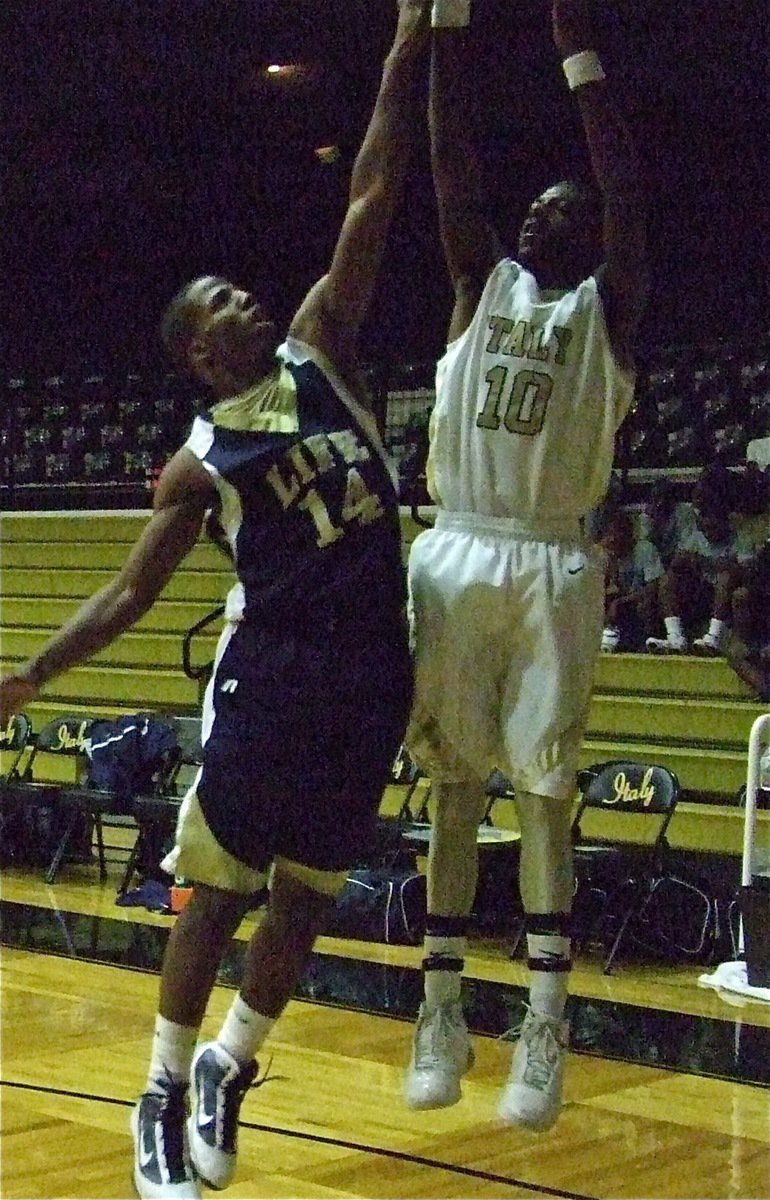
[185,336,406,630]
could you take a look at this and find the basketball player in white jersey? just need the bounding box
[403,0,647,1131]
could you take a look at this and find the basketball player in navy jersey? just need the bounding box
[0,4,429,1195]
[403,0,647,1131]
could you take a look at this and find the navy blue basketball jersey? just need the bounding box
[185,337,406,631]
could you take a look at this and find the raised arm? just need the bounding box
[0,451,216,722]
[553,0,648,364]
[290,1,430,365]
[430,2,503,343]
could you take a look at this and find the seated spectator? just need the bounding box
[398,414,431,507]
[600,507,664,652]
[721,540,770,679]
[646,465,757,655]
[584,471,624,543]
[642,479,698,567]
[722,638,770,703]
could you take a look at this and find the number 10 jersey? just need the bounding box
[427,259,636,532]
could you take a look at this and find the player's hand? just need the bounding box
[396,0,431,35]
[0,674,39,724]
[552,0,594,58]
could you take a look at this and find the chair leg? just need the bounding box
[603,888,640,975]
[93,813,107,881]
[117,830,144,896]
[45,809,81,885]
[509,913,526,959]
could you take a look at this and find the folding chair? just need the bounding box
[5,716,104,882]
[0,712,32,782]
[181,604,225,707]
[0,713,33,864]
[391,745,430,823]
[118,715,203,895]
[571,759,681,973]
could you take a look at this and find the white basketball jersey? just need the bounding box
[427,259,636,527]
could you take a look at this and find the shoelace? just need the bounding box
[149,1072,194,1181]
[414,1009,462,1069]
[218,1054,277,1150]
[500,1007,565,1088]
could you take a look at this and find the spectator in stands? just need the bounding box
[646,463,757,654]
[723,637,770,703]
[398,412,432,506]
[0,5,427,1197]
[403,0,646,1135]
[642,478,698,567]
[600,506,663,651]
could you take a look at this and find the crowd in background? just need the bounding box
[594,462,770,699]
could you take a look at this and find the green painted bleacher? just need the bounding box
[1,509,767,854]
[1,512,229,783]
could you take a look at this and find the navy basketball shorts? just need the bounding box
[196,616,413,874]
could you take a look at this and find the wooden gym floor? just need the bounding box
[2,851,769,1200]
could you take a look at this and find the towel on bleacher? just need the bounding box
[698,959,770,1003]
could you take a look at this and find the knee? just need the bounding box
[183,882,249,937]
[515,792,572,843]
[265,869,336,943]
[432,779,488,833]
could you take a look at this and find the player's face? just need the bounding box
[517,184,594,278]
[185,276,278,380]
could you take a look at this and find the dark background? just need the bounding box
[5,0,768,377]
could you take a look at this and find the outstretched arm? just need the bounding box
[553,0,648,364]
[0,451,216,722]
[430,2,503,343]
[290,2,430,368]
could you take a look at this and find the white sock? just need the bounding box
[423,934,465,1008]
[147,1014,198,1092]
[664,616,685,642]
[217,993,274,1063]
[526,933,570,1021]
[706,617,727,645]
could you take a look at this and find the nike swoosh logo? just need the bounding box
[198,1102,217,1127]
[567,566,585,574]
[139,1142,155,1168]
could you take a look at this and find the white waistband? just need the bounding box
[434,509,584,543]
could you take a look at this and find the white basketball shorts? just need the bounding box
[406,511,605,799]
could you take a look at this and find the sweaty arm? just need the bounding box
[0,450,215,721]
[553,0,648,366]
[430,22,504,344]
[289,2,430,372]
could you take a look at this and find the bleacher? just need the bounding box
[2,508,769,862]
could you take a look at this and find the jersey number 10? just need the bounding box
[476,364,553,436]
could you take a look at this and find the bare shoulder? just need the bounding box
[154,448,216,513]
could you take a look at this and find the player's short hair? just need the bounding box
[160,281,200,370]
[557,178,603,239]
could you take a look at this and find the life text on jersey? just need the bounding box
[264,428,386,549]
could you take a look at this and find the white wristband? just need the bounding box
[432,0,470,28]
[562,50,606,90]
